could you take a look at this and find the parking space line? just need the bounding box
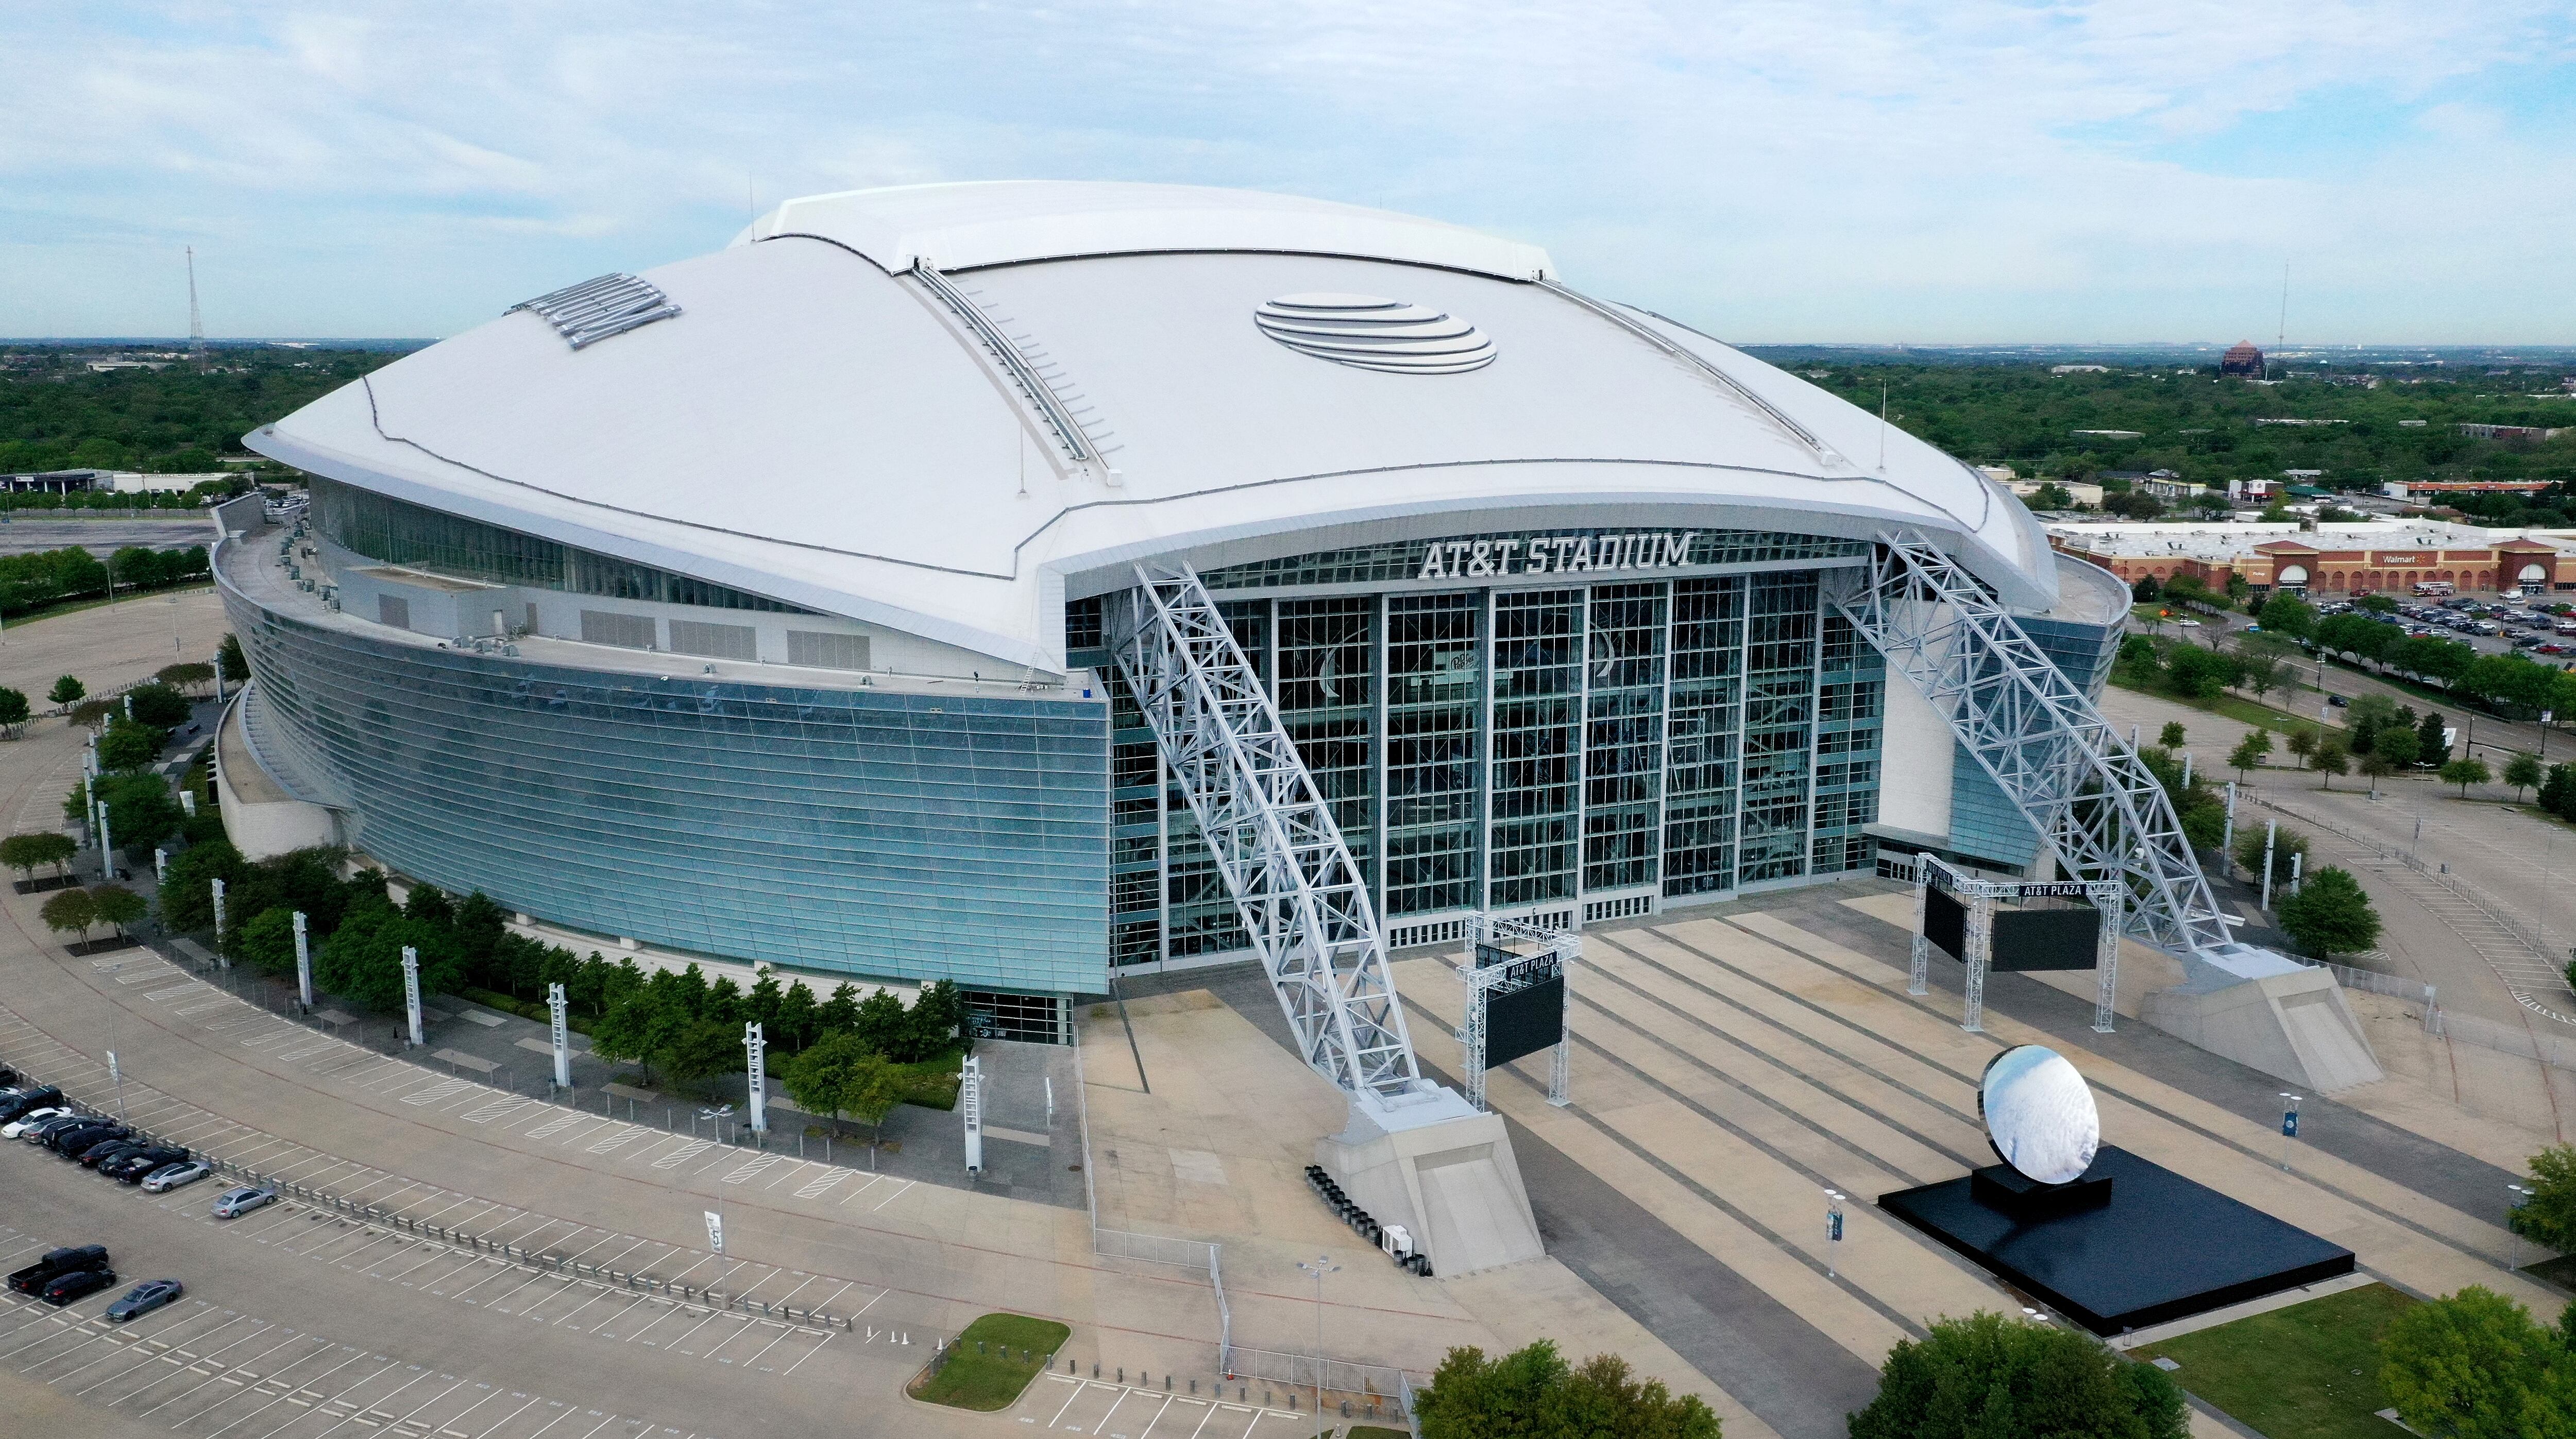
[778,1331,833,1378]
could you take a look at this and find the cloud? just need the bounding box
[1,1,2568,339]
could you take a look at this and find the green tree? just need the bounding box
[2243,656,2287,703]
[818,981,861,1034]
[0,687,28,738]
[2158,721,2187,750]
[156,662,215,692]
[2286,728,2318,769]
[2545,764,2576,824]
[2360,750,2396,796]
[315,900,462,1013]
[1846,1311,2184,1439]
[904,979,965,1061]
[47,675,84,706]
[775,979,820,1050]
[234,907,300,976]
[852,986,908,1053]
[2165,644,2239,701]
[97,723,162,772]
[2444,758,2494,797]
[158,838,245,932]
[1419,1339,1726,1439]
[780,1031,904,1144]
[125,682,191,728]
[89,884,148,938]
[39,885,98,944]
[2229,729,2273,779]
[2130,574,2161,603]
[661,1018,741,1099]
[216,633,247,688]
[96,770,182,852]
[2359,593,2398,613]
[2373,725,2421,769]
[2379,1287,2564,1439]
[2418,711,2452,767]
[2234,825,2311,892]
[2514,1146,2576,1255]
[2507,752,2546,801]
[2257,591,2316,637]
[2316,740,2350,789]
[0,831,76,882]
[2348,693,2400,753]
[2279,866,2383,957]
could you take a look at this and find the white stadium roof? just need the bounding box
[251,181,2055,671]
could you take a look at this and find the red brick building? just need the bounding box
[2051,528,2576,596]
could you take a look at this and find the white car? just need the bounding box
[1,1107,71,1140]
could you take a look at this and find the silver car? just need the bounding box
[104,1278,183,1323]
[142,1160,212,1193]
[211,1185,276,1219]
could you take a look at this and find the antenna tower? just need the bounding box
[185,246,206,367]
[2270,261,2287,380]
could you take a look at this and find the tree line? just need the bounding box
[1,348,401,474]
[0,544,210,620]
[155,842,968,1126]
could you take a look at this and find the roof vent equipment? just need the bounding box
[1255,293,1496,375]
[508,273,682,350]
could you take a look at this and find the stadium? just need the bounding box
[219,180,2145,1049]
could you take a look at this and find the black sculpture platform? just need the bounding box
[1880,1145,2355,1334]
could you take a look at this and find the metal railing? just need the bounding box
[1221,1342,1418,1421]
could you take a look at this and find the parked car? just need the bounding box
[1,1106,72,1140]
[104,1279,183,1323]
[104,1147,187,1184]
[79,1137,150,1169]
[50,1123,128,1157]
[27,1115,92,1146]
[40,1266,118,1307]
[0,1066,18,1088]
[2328,694,2350,708]
[140,1160,212,1193]
[0,1087,64,1125]
[211,1186,277,1220]
[7,1245,108,1295]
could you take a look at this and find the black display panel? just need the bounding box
[1992,906,2102,971]
[1923,884,1966,961]
[1487,975,1565,1067]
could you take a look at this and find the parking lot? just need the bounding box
[1019,1374,1318,1439]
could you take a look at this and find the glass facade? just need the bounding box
[312,478,812,614]
[227,589,1110,993]
[1069,532,1886,964]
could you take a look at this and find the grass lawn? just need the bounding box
[909,1312,1072,1411]
[1349,1428,1411,1438]
[2133,1283,2416,1439]
[2108,674,2335,745]
[14,582,215,640]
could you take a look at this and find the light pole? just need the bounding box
[292,912,312,1009]
[2278,1092,2302,1170]
[2221,782,2238,877]
[2510,1184,2534,1270]
[2260,819,2279,912]
[401,946,423,1047]
[1297,1255,1338,1418]
[1825,1189,1846,1279]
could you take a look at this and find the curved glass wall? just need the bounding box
[227,588,1109,992]
[312,477,811,614]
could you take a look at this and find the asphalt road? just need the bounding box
[0,515,218,558]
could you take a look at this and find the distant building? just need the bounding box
[1975,465,2016,483]
[0,469,227,495]
[2049,365,2109,375]
[2071,429,2144,440]
[2136,471,2199,501]
[2382,479,2555,500]
[2048,517,2576,597]
[2008,478,2104,507]
[2459,423,2570,442]
[2219,341,2264,376]
[2228,478,2282,503]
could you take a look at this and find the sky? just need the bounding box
[4,2,2571,344]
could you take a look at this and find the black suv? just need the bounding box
[49,1123,127,1158]
[103,1147,187,1184]
[6,1245,108,1296]
[0,1086,63,1124]
[79,1137,151,1169]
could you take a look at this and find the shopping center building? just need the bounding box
[221,182,2123,1030]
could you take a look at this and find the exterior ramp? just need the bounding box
[1109,563,1544,1276]
[1831,536,2381,1088]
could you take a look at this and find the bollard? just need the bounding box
[1342,1400,1351,1418]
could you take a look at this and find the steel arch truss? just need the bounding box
[1829,536,2231,955]
[1109,564,1421,1097]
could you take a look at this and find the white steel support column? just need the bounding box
[1828,536,2231,956]
[1109,563,1420,1098]
[1962,888,1993,1034]
[961,1055,984,1174]
[401,946,423,1047]
[1909,850,1933,996]
[292,911,312,1008]
[744,1023,767,1133]
[2093,884,2124,1034]
[210,877,227,953]
[548,983,572,1088]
